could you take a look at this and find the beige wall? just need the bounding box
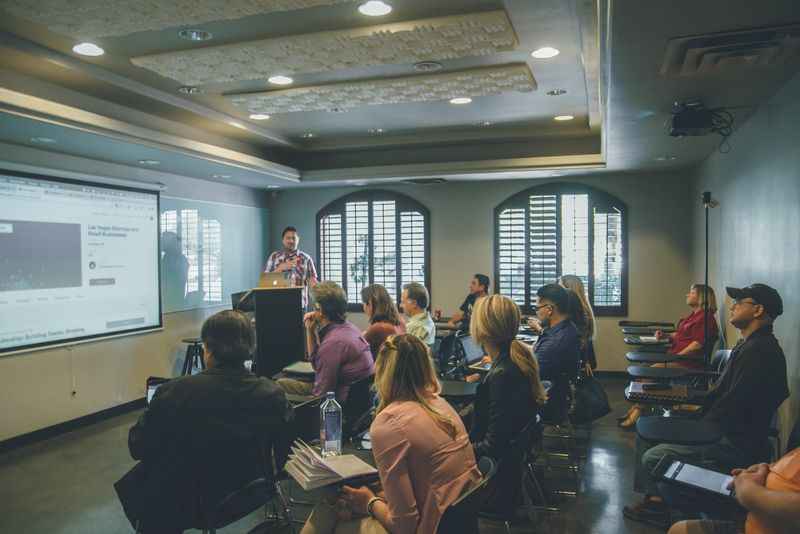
[269,172,695,372]
[0,156,269,442]
[691,71,800,449]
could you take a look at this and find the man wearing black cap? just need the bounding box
[624,283,789,528]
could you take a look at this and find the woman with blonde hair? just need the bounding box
[469,294,547,514]
[360,284,405,360]
[560,274,597,369]
[300,334,480,534]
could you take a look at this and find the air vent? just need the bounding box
[660,24,800,77]
[403,178,448,185]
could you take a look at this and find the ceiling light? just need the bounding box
[532,47,560,59]
[267,185,280,189]
[178,29,213,41]
[302,133,315,139]
[138,159,160,166]
[268,75,293,85]
[178,86,201,95]
[30,137,57,144]
[449,97,472,105]
[479,121,492,127]
[212,174,231,179]
[546,89,567,96]
[249,113,271,120]
[656,155,677,161]
[553,115,574,121]
[368,128,385,134]
[358,1,392,16]
[72,42,104,56]
[414,61,443,73]
[229,121,246,129]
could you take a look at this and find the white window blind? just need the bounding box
[201,219,222,303]
[399,210,425,290]
[345,201,370,304]
[318,193,429,306]
[319,214,343,286]
[495,186,626,314]
[593,208,623,307]
[497,208,526,306]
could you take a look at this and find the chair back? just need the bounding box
[198,436,277,530]
[343,374,375,440]
[292,395,323,443]
[437,457,497,534]
[436,333,463,375]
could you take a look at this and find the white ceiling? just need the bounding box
[0,0,798,190]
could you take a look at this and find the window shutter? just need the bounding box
[399,210,426,290]
[529,195,557,305]
[560,194,590,293]
[593,208,623,307]
[180,208,199,292]
[345,201,370,304]
[319,213,343,286]
[201,219,222,303]
[372,200,397,299]
[497,207,526,306]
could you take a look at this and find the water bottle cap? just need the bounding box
[326,391,335,398]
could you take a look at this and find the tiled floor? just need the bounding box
[0,377,663,533]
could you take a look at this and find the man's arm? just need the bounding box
[306,255,318,286]
[312,341,343,397]
[734,465,800,533]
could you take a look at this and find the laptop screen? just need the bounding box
[460,335,485,364]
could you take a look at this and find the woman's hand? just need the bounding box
[465,373,481,383]
[340,485,376,517]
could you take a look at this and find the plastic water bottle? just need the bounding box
[320,391,342,457]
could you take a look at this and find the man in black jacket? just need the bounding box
[115,310,294,533]
[624,284,789,528]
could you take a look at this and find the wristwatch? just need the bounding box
[367,496,386,518]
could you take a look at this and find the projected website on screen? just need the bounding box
[0,172,161,354]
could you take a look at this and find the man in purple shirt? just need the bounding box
[277,281,373,403]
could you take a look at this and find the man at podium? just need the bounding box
[264,226,318,309]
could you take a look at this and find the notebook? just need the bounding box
[284,439,378,491]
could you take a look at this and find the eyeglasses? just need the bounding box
[732,299,758,308]
[533,303,553,312]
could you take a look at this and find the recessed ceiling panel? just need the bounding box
[131,11,518,85]
[3,0,359,39]
[228,64,536,114]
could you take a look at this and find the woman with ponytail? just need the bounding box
[469,294,547,514]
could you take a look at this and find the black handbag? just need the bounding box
[570,369,611,424]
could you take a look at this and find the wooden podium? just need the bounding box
[237,287,304,378]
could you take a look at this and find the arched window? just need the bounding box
[494,183,628,315]
[317,190,430,309]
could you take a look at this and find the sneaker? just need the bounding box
[623,499,670,529]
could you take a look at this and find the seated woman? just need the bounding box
[560,274,597,370]
[300,334,481,534]
[619,283,720,428]
[469,294,548,514]
[360,284,405,360]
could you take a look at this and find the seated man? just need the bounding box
[669,447,800,534]
[624,284,790,529]
[531,283,581,423]
[402,281,436,347]
[447,273,489,332]
[278,281,374,403]
[115,310,294,534]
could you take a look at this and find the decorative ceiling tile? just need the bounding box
[3,0,359,39]
[131,11,518,85]
[227,64,536,114]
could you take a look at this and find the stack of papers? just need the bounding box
[282,361,315,376]
[285,439,378,490]
[638,335,665,343]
